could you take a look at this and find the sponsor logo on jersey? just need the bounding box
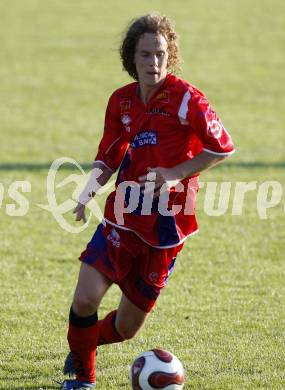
[120,99,131,113]
[121,114,131,132]
[107,228,120,248]
[155,90,169,103]
[131,131,157,148]
[146,108,170,117]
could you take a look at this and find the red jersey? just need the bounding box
[95,73,235,248]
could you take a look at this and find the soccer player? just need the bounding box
[60,13,235,390]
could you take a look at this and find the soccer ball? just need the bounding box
[129,349,185,389]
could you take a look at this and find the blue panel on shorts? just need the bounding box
[84,224,115,271]
[87,224,106,251]
[157,215,179,246]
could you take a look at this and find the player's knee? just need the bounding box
[72,295,99,316]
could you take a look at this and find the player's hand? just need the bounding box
[73,202,87,223]
[138,167,180,198]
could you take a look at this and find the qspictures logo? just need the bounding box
[37,157,114,233]
[1,157,284,233]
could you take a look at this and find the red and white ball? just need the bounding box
[129,349,185,389]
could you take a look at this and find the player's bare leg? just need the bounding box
[115,294,149,340]
[72,263,112,316]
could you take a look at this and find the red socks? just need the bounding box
[68,324,97,382]
[67,310,99,383]
[67,308,124,383]
[97,310,124,346]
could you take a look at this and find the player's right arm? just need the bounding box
[74,91,129,223]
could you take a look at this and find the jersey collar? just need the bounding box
[135,73,172,107]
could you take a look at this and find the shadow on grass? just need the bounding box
[0,161,284,172]
[0,379,58,390]
[0,163,91,171]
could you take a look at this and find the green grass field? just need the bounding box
[0,1,284,389]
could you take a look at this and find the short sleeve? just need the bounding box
[186,92,235,156]
[95,92,129,171]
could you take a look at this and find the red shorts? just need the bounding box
[79,223,184,312]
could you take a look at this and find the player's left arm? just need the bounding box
[139,150,227,197]
[139,91,235,196]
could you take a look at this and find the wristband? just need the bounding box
[78,165,104,205]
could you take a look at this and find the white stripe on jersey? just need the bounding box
[203,147,236,156]
[178,90,191,125]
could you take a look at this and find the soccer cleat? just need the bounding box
[63,351,98,377]
[60,379,95,389]
[63,351,76,377]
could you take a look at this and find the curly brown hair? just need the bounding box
[120,13,182,80]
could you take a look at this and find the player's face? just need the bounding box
[134,33,169,90]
